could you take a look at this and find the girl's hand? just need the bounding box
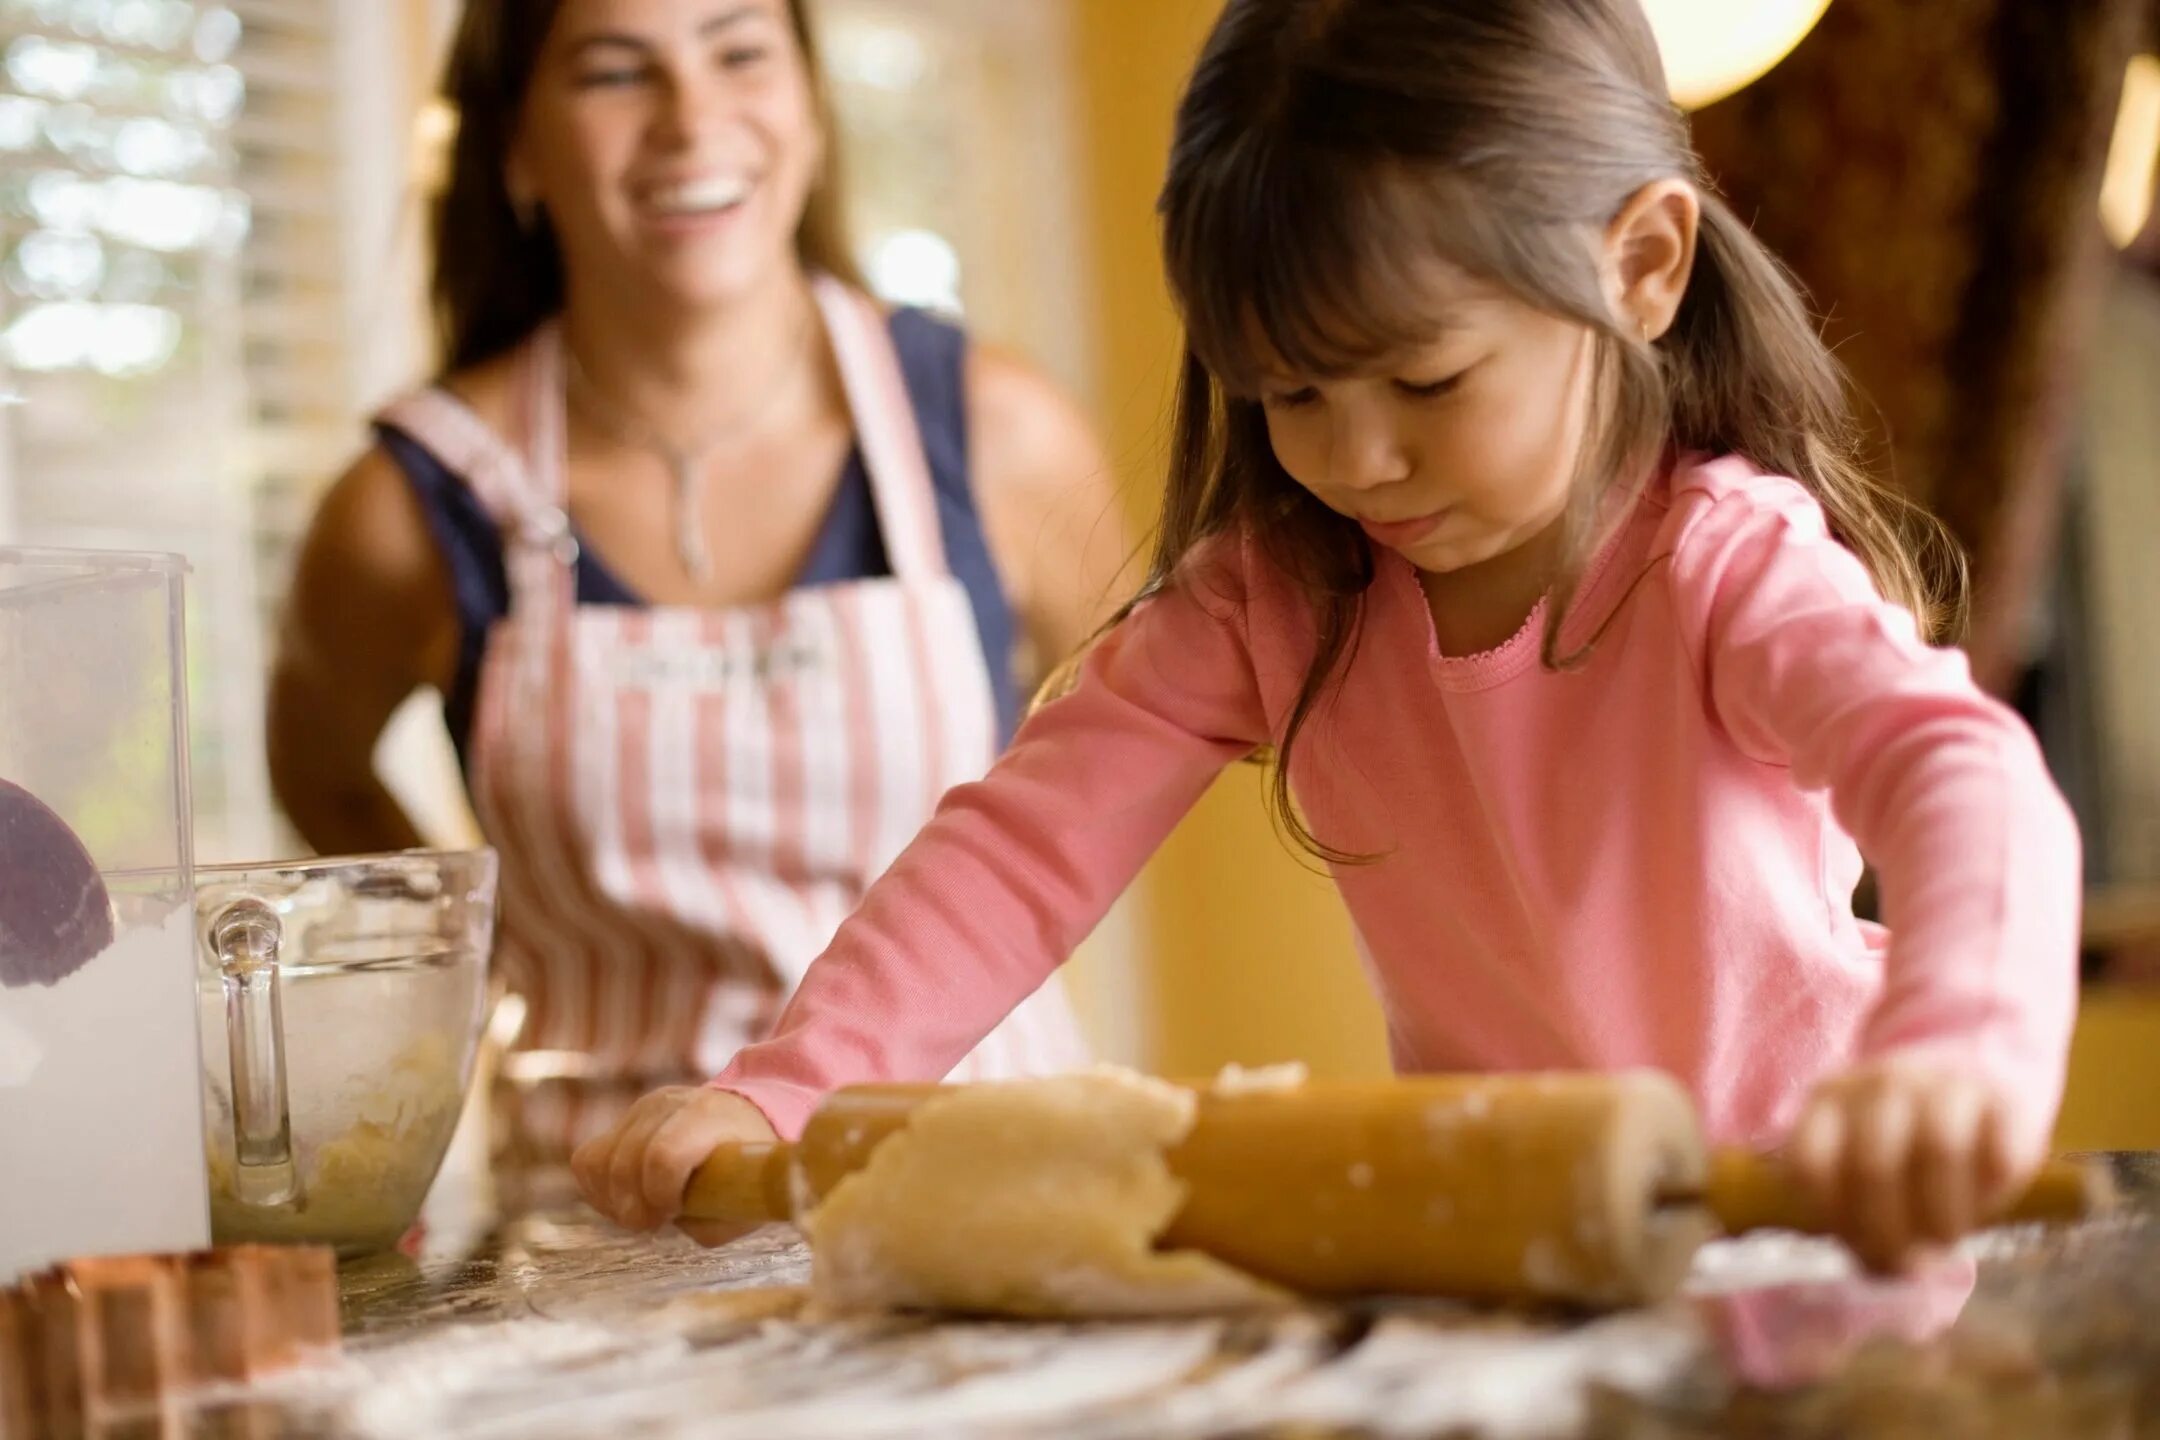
[572,1086,778,1247]
[1787,1056,2034,1273]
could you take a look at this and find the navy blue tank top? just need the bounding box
[378,307,1021,769]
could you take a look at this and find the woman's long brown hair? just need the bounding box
[430,0,860,373]
[1119,0,1965,863]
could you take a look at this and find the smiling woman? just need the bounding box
[266,0,1127,1172]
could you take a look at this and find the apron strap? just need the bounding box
[373,387,554,540]
[811,274,952,580]
[374,338,578,631]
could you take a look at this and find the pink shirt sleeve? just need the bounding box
[709,547,1269,1137]
[1675,479,2082,1157]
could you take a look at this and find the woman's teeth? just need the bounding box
[648,176,751,216]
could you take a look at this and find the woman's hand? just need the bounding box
[572,1085,778,1247]
[1787,1055,2035,1273]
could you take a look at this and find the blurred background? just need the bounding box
[0,0,2153,1145]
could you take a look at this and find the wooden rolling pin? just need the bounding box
[683,1072,2110,1307]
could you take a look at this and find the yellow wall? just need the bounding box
[2056,989,2160,1151]
[1070,0,1392,1081]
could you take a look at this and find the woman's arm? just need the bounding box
[267,446,461,855]
[967,344,1136,682]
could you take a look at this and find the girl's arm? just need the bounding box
[1678,474,2080,1261]
[575,550,1268,1235]
[713,547,1271,1138]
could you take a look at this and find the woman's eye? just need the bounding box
[576,66,649,89]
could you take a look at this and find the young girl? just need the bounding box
[574,0,2081,1270]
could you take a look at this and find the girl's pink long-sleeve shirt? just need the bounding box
[711,455,2081,1151]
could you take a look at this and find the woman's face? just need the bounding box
[512,0,823,310]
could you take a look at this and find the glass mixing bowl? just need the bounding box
[194,849,496,1253]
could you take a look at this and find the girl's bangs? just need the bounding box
[1167,145,1468,396]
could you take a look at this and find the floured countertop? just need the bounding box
[162,1153,2160,1439]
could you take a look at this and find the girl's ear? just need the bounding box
[1602,178,1701,342]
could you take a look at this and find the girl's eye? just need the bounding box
[1264,386,1321,410]
[1395,372,1466,400]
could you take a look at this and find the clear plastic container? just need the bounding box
[0,546,207,1282]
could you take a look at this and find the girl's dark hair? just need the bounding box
[431,0,860,373]
[1125,0,1963,862]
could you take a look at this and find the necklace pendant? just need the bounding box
[679,531,714,582]
[672,454,714,582]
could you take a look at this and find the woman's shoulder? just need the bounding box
[957,329,1090,470]
[402,348,524,436]
[288,441,457,660]
[949,323,1131,627]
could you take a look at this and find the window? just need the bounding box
[0,0,441,860]
[0,0,268,861]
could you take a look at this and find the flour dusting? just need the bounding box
[1211,1061,1311,1095]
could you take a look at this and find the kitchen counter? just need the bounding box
[169,1153,2158,1439]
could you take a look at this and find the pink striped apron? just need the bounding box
[379,277,1089,1163]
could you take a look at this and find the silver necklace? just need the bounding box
[561,310,817,582]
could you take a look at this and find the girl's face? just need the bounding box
[512,0,823,310]
[1256,265,1597,577]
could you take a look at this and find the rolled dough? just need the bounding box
[802,1069,1292,1318]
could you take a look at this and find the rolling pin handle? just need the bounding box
[1700,1150,2113,1236]
[682,1141,797,1226]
